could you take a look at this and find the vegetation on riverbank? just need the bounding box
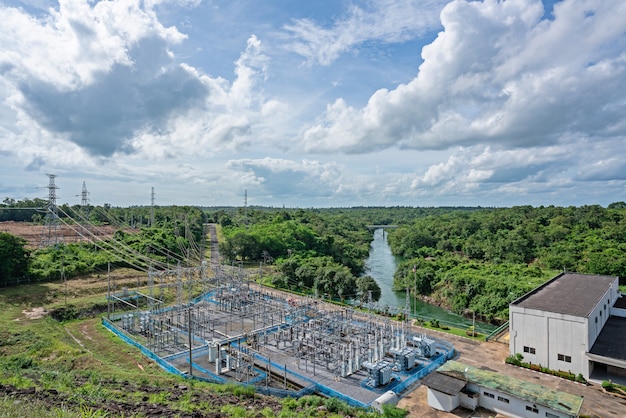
[390,204,626,321]
[4,203,626,322]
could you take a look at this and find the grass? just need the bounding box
[0,396,78,418]
[415,320,486,341]
[0,270,395,417]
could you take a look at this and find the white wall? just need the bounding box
[426,388,458,412]
[510,306,589,377]
[477,386,575,418]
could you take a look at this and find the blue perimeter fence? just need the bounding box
[102,315,456,408]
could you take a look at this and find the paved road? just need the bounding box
[397,326,626,417]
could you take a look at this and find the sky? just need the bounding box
[0,0,625,208]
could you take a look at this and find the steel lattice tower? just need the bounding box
[78,181,90,242]
[40,174,61,248]
[150,187,155,227]
[81,181,90,208]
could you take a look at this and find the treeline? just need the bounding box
[0,204,207,285]
[390,203,626,320]
[5,202,626,320]
[214,208,381,302]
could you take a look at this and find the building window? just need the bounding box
[546,413,559,418]
[526,405,539,413]
[483,391,495,398]
[523,346,536,354]
[498,396,510,404]
[557,354,572,363]
[595,317,598,323]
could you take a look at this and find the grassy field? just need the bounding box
[0,272,402,417]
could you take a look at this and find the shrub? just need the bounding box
[381,404,408,417]
[324,397,348,414]
[232,384,255,398]
[282,397,298,410]
[505,353,523,367]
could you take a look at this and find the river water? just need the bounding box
[364,228,496,333]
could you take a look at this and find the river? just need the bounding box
[364,228,497,333]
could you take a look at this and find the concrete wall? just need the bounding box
[510,306,589,376]
[426,388,458,412]
[477,385,575,418]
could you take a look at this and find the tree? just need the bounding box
[356,276,381,303]
[0,232,30,284]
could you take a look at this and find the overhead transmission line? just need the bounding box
[61,205,201,270]
[56,206,171,271]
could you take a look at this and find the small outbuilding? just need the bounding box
[422,361,583,418]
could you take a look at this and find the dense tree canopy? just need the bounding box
[389,204,626,320]
[0,233,30,284]
[3,202,625,322]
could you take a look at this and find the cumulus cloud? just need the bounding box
[0,1,278,160]
[301,0,626,155]
[226,158,342,199]
[0,0,202,156]
[128,34,279,159]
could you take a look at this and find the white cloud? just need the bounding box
[301,0,626,155]
[226,158,342,200]
[283,0,446,66]
[1,0,625,208]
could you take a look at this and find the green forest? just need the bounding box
[389,203,626,320]
[2,201,626,321]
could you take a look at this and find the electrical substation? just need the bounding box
[33,175,455,409]
[103,263,455,408]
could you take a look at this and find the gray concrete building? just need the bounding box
[509,272,626,380]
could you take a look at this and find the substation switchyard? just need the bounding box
[103,264,455,408]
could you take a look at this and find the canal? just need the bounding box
[364,228,497,334]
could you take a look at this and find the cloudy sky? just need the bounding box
[0,0,625,208]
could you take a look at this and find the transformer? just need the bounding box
[363,361,393,387]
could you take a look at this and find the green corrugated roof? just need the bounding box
[438,361,583,416]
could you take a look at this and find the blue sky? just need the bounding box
[0,0,625,208]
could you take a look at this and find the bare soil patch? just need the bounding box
[0,221,120,248]
[21,307,48,320]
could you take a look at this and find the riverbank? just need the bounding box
[366,228,499,333]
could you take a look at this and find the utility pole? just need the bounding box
[188,308,193,376]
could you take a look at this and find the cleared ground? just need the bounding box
[0,220,120,247]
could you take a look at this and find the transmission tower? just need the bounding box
[40,174,61,248]
[150,187,155,227]
[81,181,90,208]
[244,189,248,228]
[78,181,90,242]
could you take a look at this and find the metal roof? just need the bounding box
[421,371,466,396]
[511,272,617,317]
[589,316,626,361]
